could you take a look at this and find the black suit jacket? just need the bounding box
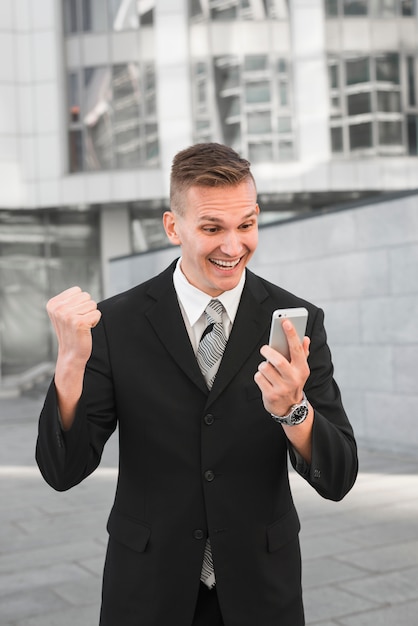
[36,262,358,626]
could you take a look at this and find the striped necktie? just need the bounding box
[196,299,228,589]
[197,299,227,389]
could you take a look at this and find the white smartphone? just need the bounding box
[268,307,308,361]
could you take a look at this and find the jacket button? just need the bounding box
[193,529,205,540]
[204,470,215,482]
[204,414,214,425]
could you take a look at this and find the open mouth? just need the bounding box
[209,257,242,270]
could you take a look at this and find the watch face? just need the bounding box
[290,404,309,424]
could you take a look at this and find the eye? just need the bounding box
[202,225,220,233]
[239,221,254,230]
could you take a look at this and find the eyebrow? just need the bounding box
[198,210,258,223]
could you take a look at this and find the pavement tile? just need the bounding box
[338,599,418,626]
[341,567,418,605]
[2,392,418,625]
[0,588,68,623]
[303,586,380,623]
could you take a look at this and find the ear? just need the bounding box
[163,211,181,246]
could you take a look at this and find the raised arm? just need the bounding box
[46,286,101,430]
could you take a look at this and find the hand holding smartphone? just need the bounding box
[268,307,308,361]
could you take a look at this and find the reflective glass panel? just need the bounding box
[108,0,139,30]
[82,0,108,32]
[370,0,396,16]
[378,121,402,144]
[347,91,371,115]
[407,115,418,154]
[215,59,240,91]
[325,0,339,14]
[63,0,78,33]
[346,58,370,85]
[112,64,141,168]
[349,122,372,149]
[245,81,271,103]
[68,72,80,123]
[329,64,339,89]
[278,116,291,132]
[249,141,273,162]
[279,81,288,105]
[247,112,272,133]
[211,2,238,20]
[69,130,83,172]
[343,0,368,14]
[376,90,401,112]
[401,0,416,15]
[244,55,268,72]
[407,57,416,106]
[376,54,399,83]
[278,139,293,159]
[83,67,113,170]
[138,0,155,25]
[331,126,343,152]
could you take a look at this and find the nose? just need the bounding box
[220,231,243,257]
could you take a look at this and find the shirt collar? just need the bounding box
[173,257,245,327]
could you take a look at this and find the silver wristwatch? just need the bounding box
[270,392,309,426]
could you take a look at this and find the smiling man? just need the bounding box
[36,142,358,626]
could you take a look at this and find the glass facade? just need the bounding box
[67,62,159,172]
[191,54,295,163]
[0,209,100,376]
[325,0,416,16]
[64,0,158,172]
[63,0,153,33]
[189,1,294,163]
[328,53,418,155]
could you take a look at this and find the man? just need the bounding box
[36,142,358,626]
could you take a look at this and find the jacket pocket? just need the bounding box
[267,506,301,553]
[106,507,151,553]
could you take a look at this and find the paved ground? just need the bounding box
[1,387,418,625]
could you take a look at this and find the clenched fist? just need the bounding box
[47,286,102,370]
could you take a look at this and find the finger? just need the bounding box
[281,319,306,362]
[260,344,289,371]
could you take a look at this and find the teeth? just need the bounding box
[211,258,240,268]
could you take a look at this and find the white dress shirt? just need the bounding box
[172,258,245,354]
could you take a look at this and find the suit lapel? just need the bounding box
[144,264,273,399]
[144,263,208,394]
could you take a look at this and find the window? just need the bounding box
[189,0,288,20]
[193,53,295,162]
[63,0,154,33]
[331,126,344,152]
[407,115,418,153]
[343,0,368,15]
[376,54,399,83]
[346,57,370,85]
[328,52,414,155]
[67,63,159,172]
[244,55,268,72]
[82,0,108,32]
[378,120,402,144]
[407,56,416,106]
[245,81,271,104]
[247,112,272,133]
[249,141,273,162]
[377,90,401,112]
[325,0,416,15]
[347,92,371,115]
[349,122,372,149]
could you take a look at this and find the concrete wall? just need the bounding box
[109,192,418,455]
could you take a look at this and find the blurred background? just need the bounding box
[0,0,417,455]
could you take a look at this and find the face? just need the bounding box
[163,179,259,296]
